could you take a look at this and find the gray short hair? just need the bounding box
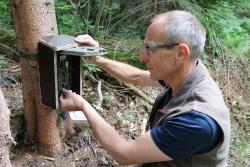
[152,10,206,60]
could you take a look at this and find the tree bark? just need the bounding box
[153,0,158,14]
[11,0,74,157]
[0,89,12,167]
[93,0,105,37]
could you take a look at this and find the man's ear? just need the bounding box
[176,44,190,60]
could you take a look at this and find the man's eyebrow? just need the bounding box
[144,41,156,46]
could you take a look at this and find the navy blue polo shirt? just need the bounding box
[150,81,222,160]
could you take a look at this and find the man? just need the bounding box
[60,10,230,166]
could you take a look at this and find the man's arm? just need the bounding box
[92,56,160,86]
[60,90,171,165]
[83,100,171,164]
[75,34,160,87]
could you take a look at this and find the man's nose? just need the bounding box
[140,50,148,63]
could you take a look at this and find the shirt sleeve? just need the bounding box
[150,111,222,160]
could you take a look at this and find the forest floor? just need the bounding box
[0,54,249,167]
[0,54,158,167]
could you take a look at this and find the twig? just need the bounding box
[118,106,127,113]
[87,131,96,158]
[97,80,103,107]
[68,0,76,8]
[84,72,127,97]
[0,43,19,56]
[43,156,55,161]
[0,65,20,72]
[141,118,148,135]
[5,135,17,145]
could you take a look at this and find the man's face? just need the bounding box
[140,21,179,82]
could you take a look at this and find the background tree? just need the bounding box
[10,0,74,156]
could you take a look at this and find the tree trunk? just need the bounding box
[154,0,158,14]
[11,0,74,157]
[93,0,105,37]
[0,89,12,167]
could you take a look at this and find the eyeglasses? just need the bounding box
[144,43,179,55]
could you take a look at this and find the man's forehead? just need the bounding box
[145,20,166,43]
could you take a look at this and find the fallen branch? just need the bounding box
[0,65,20,72]
[84,72,155,105]
[122,82,155,105]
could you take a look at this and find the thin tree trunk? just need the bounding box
[0,89,12,167]
[93,0,105,37]
[87,0,91,33]
[11,0,74,156]
[154,0,158,14]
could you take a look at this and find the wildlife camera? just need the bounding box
[38,35,107,110]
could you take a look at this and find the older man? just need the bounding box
[60,10,230,167]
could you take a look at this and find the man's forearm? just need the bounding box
[81,101,130,163]
[93,57,157,86]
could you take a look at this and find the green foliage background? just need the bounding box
[0,0,15,50]
[1,0,249,60]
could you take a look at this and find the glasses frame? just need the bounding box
[144,43,179,55]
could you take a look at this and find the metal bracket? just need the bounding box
[60,46,107,57]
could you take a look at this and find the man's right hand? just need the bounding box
[75,34,101,64]
[75,34,99,47]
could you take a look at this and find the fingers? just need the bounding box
[75,34,99,47]
[60,89,72,100]
[75,34,91,41]
[59,89,76,111]
[82,56,100,64]
[62,88,73,93]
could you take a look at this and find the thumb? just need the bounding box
[59,94,65,102]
